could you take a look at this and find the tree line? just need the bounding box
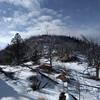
[0,33,100,79]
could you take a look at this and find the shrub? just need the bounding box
[30,76,48,91]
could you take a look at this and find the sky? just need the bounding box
[0,0,100,49]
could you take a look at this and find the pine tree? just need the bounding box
[10,33,27,65]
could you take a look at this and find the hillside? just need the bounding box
[0,35,83,65]
[0,34,100,100]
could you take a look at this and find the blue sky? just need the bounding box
[0,0,100,49]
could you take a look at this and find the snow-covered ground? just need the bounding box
[0,59,100,100]
[0,63,68,100]
[0,79,33,100]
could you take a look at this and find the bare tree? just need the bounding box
[44,26,54,67]
[81,36,100,79]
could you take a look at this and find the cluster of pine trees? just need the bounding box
[0,33,40,65]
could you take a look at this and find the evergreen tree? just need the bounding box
[10,33,27,65]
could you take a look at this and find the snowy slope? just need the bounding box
[0,59,100,100]
[0,79,33,100]
[0,64,69,100]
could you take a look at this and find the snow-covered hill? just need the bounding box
[0,59,100,100]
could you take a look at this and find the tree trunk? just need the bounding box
[96,68,99,79]
[96,64,99,79]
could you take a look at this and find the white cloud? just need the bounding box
[64,16,71,20]
[38,15,52,21]
[42,8,57,16]
[0,0,41,10]
[0,0,100,49]
[0,32,14,49]
[52,19,65,26]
